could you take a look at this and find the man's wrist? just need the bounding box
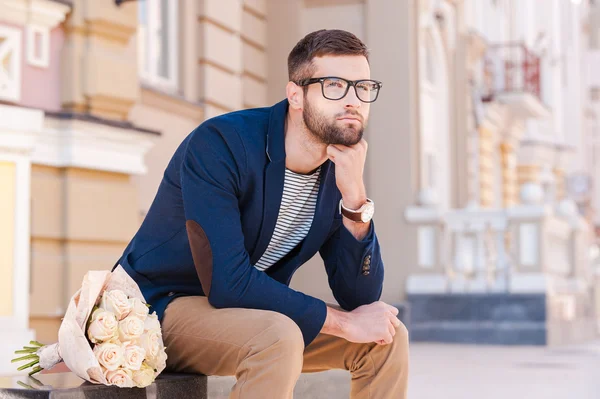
[341,193,367,210]
[322,306,351,337]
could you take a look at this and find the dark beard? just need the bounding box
[303,98,364,146]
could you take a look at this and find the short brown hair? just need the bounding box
[287,29,369,82]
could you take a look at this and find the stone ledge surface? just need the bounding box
[0,372,207,399]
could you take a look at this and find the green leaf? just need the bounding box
[17,359,39,371]
[11,354,38,363]
[14,349,37,354]
[29,341,44,347]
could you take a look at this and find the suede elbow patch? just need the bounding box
[186,220,213,296]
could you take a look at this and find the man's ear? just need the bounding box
[286,81,303,110]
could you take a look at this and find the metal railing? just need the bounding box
[482,43,542,102]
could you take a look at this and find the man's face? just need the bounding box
[301,55,371,146]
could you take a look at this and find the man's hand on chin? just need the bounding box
[326,139,371,240]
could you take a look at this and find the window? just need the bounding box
[138,0,179,91]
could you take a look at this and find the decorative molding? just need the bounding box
[66,19,136,46]
[0,25,22,102]
[0,104,43,154]
[32,117,156,175]
[64,94,136,121]
[0,0,70,29]
[494,92,552,120]
[26,24,50,68]
[85,19,136,46]
[140,86,204,123]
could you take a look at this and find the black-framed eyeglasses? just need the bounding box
[296,76,383,103]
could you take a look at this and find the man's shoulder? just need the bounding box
[198,105,271,137]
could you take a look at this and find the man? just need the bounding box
[115,29,408,398]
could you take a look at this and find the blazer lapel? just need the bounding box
[250,99,340,266]
[296,160,338,261]
[250,99,288,265]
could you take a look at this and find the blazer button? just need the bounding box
[167,292,175,297]
[362,270,370,276]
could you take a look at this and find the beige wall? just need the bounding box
[129,94,204,214]
[29,165,140,339]
[302,3,365,39]
[0,161,15,317]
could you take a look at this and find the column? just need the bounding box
[500,140,518,207]
[0,104,42,375]
[478,124,495,208]
[366,0,420,303]
[61,0,138,120]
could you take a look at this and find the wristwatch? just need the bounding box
[339,198,375,223]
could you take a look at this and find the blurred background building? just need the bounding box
[1,0,600,374]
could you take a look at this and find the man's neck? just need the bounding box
[284,111,328,175]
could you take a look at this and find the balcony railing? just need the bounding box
[405,200,592,294]
[482,43,542,103]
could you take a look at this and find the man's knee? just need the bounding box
[386,321,409,367]
[246,312,305,370]
[394,322,409,348]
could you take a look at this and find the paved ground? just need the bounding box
[208,340,600,398]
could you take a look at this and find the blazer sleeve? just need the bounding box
[318,219,384,311]
[180,122,327,346]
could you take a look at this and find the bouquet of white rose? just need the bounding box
[11,266,167,388]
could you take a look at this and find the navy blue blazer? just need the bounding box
[115,99,384,346]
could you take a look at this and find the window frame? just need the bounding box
[138,0,179,92]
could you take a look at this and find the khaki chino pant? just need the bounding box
[161,296,409,399]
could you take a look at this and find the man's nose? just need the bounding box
[343,86,361,108]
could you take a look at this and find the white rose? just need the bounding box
[132,363,155,388]
[101,290,132,321]
[122,342,146,371]
[118,315,145,342]
[130,298,149,321]
[104,368,135,388]
[146,347,168,373]
[139,330,162,360]
[93,342,124,371]
[144,312,161,332]
[87,309,118,344]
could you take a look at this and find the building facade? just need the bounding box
[1,0,599,373]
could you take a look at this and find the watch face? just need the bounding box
[361,203,375,223]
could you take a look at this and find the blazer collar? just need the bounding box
[266,99,289,163]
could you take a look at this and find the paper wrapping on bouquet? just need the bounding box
[37,266,163,384]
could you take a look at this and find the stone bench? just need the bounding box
[0,370,355,399]
[0,372,207,399]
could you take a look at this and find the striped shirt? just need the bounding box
[254,166,321,271]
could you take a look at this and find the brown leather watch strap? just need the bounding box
[340,206,363,222]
